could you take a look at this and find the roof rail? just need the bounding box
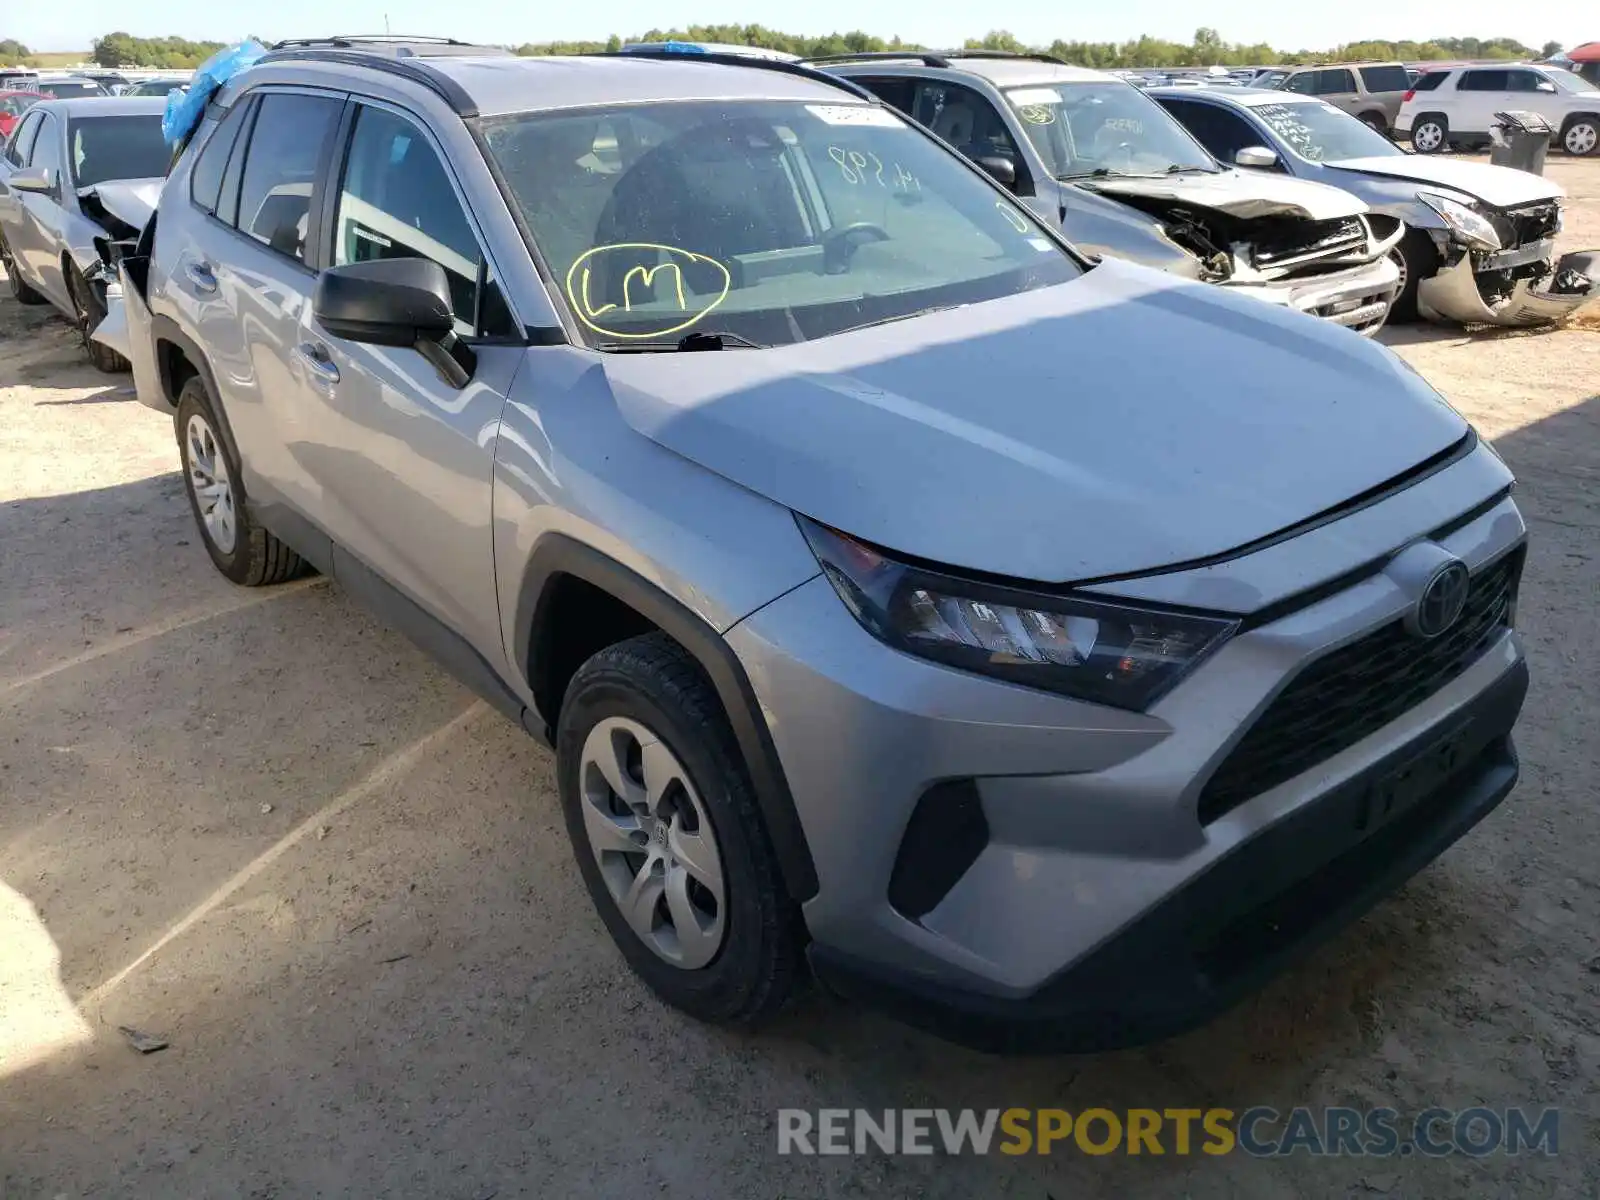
[802,49,1068,68]
[592,47,878,101]
[254,47,482,115]
[271,35,482,50]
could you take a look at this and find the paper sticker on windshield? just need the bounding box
[1008,88,1060,106]
[1027,237,1053,253]
[806,105,902,127]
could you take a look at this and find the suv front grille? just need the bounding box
[1197,546,1524,825]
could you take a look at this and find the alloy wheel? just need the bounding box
[185,413,237,554]
[578,715,726,969]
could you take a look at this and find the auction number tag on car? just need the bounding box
[1007,88,1061,106]
[806,105,903,127]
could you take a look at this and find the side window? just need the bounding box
[215,98,255,228]
[1460,70,1507,92]
[1284,72,1318,95]
[912,82,1023,166]
[1160,99,1258,163]
[1412,72,1448,92]
[1503,71,1540,93]
[189,100,251,214]
[332,104,512,337]
[5,111,40,165]
[234,92,341,264]
[28,112,60,176]
[854,77,916,116]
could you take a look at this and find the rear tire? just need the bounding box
[1561,117,1599,157]
[0,232,47,305]
[1388,230,1440,324]
[1411,116,1448,154]
[1358,111,1389,134]
[65,261,128,373]
[175,376,307,586]
[557,632,806,1026]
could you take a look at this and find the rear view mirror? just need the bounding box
[8,166,54,196]
[1234,146,1280,169]
[315,258,455,348]
[973,155,1017,189]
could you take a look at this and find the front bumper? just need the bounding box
[1419,241,1600,327]
[812,658,1525,1054]
[1224,254,1400,335]
[728,449,1527,1052]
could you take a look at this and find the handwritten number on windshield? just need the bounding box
[829,145,920,192]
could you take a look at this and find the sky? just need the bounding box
[8,0,1591,56]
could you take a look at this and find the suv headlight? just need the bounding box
[798,517,1238,711]
[1418,192,1501,251]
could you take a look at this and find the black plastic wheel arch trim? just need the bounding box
[515,534,819,901]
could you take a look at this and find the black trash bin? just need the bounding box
[1489,110,1552,174]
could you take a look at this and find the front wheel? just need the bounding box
[557,632,806,1025]
[1562,118,1599,157]
[1411,117,1448,154]
[1387,230,1441,324]
[176,376,307,586]
[66,261,128,373]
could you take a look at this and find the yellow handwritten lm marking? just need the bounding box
[996,203,1031,234]
[564,243,732,340]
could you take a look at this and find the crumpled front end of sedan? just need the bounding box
[1416,197,1600,326]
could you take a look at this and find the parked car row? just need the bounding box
[22,40,1535,1052]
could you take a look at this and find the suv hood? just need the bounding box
[1328,156,1564,209]
[1083,168,1366,221]
[600,259,1467,584]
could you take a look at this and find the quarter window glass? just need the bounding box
[333,105,498,332]
[6,111,40,165]
[235,92,341,263]
[190,101,250,214]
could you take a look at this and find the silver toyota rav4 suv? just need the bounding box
[122,41,1529,1053]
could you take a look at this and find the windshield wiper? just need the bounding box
[837,304,964,337]
[597,330,766,353]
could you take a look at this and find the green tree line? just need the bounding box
[512,24,1558,66]
[3,27,1571,70]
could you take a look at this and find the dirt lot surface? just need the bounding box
[2,157,1598,1199]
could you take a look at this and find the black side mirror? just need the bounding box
[973,155,1018,189]
[314,258,454,348]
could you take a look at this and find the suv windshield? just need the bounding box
[483,99,1079,348]
[1003,82,1216,179]
[68,114,170,187]
[1544,68,1599,94]
[1252,100,1402,162]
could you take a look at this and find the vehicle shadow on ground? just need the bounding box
[32,385,139,406]
[1,396,1594,1198]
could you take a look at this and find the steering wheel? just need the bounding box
[822,222,890,274]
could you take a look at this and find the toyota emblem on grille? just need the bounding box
[1408,560,1470,639]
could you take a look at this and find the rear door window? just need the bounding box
[5,110,41,165]
[233,92,342,264]
[1318,69,1357,95]
[189,100,252,214]
[1460,70,1509,92]
[331,103,513,336]
[1358,65,1409,92]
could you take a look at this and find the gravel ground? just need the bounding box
[1,157,1597,1199]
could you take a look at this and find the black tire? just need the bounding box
[1358,111,1389,134]
[175,376,307,586]
[0,231,47,305]
[1560,116,1599,157]
[557,631,806,1025]
[1410,115,1448,154]
[65,261,129,373]
[1387,229,1440,324]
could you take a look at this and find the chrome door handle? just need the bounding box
[184,261,217,294]
[293,342,340,388]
